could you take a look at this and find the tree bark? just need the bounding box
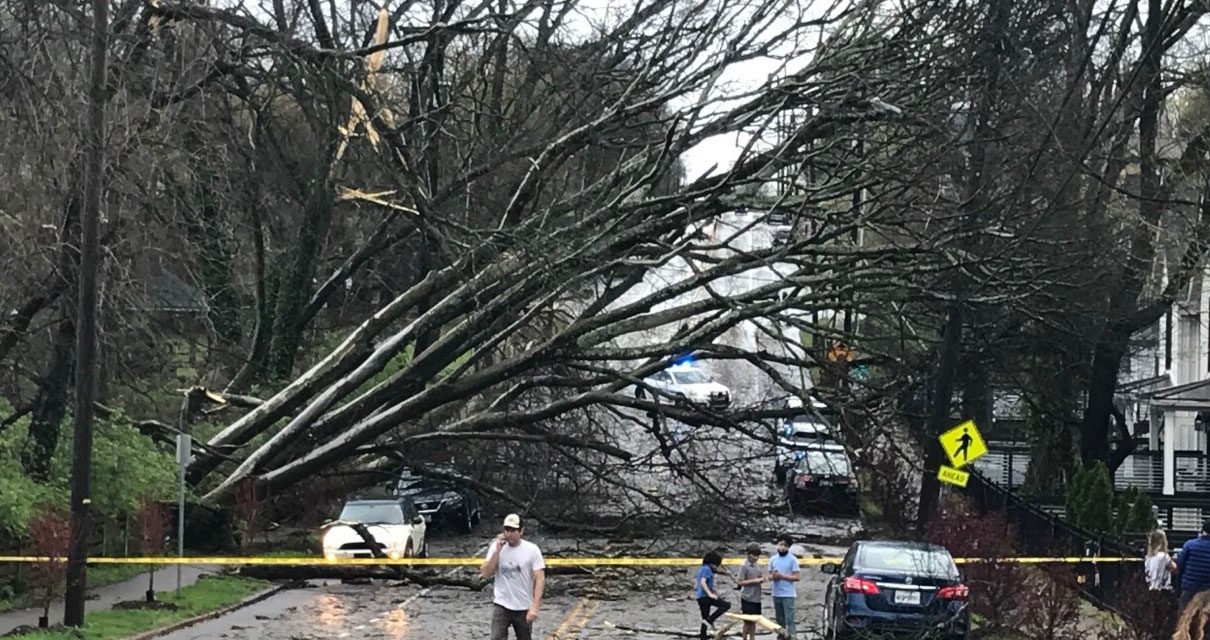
[21,189,84,481]
[1079,0,1164,471]
[20,308,75,481]
[266,181,336,381]
[915,305,963,537]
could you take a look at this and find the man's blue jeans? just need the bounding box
[773,597,796,638]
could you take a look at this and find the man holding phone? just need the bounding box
[480,514,546,640]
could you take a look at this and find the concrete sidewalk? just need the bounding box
[0,565,220,634]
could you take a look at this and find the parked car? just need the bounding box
[394,467,482,533]
[784,444,858,511]
[636,362,731,410]
[773,396,837,483]
[821,540,970,639]
[765,209,793,226]
[321,497,427,560]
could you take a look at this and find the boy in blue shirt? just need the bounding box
[767,535,800,638]
[695,551,730,638]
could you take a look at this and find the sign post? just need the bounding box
[175,434,191,594]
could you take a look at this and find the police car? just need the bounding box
[773,396,838,484]
[636,361,731,410]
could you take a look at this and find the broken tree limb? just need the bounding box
[188,265,454,485]
[236,564,488,588]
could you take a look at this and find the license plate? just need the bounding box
[893,590,921,606]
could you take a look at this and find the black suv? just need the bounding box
[393,467,482,533]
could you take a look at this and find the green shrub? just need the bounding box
[0,407,175,537]
[1065,463,1155,536]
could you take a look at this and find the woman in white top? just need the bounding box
[1146,529,1178,591]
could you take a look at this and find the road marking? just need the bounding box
[545,599,598,640]
[571,600,601,637]
[545,599,587,640]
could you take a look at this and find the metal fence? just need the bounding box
[964,469,1142,615]
[975,446,1210,495]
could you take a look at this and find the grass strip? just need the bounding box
[17,574,269,639]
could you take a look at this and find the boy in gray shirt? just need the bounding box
[736,543,766,640]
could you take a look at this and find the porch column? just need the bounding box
[1164,408,1177,495]
[1150,406,1162,451]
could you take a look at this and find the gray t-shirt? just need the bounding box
[485,540,546,610]
[739,558,763,603]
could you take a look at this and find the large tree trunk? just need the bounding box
[1080,335,1127,467]
[20,190,84,481]
[226,199,275,394]
[1079,0,1163,471]
[20,308,75,481]
[266,180,336,380]
[915,305,963,536]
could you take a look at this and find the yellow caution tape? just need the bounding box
[0,555,1143,566]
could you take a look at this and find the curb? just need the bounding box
[124,582,292,640]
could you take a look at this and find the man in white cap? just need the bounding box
[480,513,546,640]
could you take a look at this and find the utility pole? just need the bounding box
[64,0,109,625]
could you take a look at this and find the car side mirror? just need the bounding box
[820,563,840,574]
[412,516,424,525]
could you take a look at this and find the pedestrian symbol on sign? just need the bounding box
[938,420,988,469]
[955,427,973,463]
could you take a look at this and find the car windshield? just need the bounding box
[670,369,709,384]
[858,546,958,578]
[799,450,850,475]
[339,503,406,524]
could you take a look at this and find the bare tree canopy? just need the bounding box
[0,0,1209,537]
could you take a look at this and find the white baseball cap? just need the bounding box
[503,513,522,529]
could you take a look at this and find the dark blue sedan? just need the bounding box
[821,540,970,639]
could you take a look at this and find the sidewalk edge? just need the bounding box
[124,582,291,640]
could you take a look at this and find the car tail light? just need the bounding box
[842,577,880,595]
[938,584,969,601]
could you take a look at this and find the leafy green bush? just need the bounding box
[0,406,175,537]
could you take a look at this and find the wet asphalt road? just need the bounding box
[156,538,843,640]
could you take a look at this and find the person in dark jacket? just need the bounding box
[1177,520,1210,611]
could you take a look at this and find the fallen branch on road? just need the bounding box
[236,564,486,589]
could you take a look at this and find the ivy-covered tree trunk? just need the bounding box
[21,308,75,481]
[266,180,335,380]
[21,189,83,481]
[181,172,242,345]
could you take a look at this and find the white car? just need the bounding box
[636,363,731,410]
[322,498,427,560]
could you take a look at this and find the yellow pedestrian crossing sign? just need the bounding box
[939,420,987,469]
